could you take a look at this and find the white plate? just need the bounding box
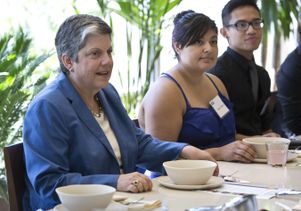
[53,203,128,211]
[253,152,298,163]
[158,176,224,190]
[53,204,68,211]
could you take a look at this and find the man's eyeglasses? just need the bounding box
[226,19,264,31]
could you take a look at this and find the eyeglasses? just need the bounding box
[226,19,264,31]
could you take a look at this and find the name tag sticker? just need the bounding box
[209,95,230,118]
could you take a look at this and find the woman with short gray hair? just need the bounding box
[22,14,217,210]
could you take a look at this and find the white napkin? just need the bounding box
[113,195,161,210]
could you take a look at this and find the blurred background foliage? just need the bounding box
[260,0,299,89]
[0,29,51,201]
[91,0,300,114]
[0,0,299,204]
[95,0,182,115]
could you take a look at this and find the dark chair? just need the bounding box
[0,198,9,211]
[132,118,140,128]
[3,142,26,211]
[268,91,301,149]
[268,91,285,137]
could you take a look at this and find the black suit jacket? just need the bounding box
[208,47,271,135]
[277,44,301,135]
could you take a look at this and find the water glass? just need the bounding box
[266,141,289,167]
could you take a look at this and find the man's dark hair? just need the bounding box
[222,0,260,26]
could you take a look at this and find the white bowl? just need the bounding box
[163,160,217,185]
[242,137,290,159]
[55,184,116,211]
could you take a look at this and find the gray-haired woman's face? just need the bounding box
[67,34,113,94]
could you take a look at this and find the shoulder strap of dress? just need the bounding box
[161,73,190,107]
[205,73,221,94]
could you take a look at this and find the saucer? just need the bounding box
[53,204,68,211]
[158,176,224,190]
[53,203,127,211]
[253,152,298,163]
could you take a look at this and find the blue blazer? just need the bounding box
[23,73,186,210]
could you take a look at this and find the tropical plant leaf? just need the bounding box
[260,0,299,71]
[0,28,50,200]
[95,0,182,114]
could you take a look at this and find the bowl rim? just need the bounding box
[55,184,116,197]
[242,137,290,145]
[163,160,217,170]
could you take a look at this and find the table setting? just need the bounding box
[50,137,301,211]
[52,189,163,211]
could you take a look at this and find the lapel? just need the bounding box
[97,89,133,172]
[57,73,116,159]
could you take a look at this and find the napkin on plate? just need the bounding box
[293,199,301,211]
[113,195,161,210]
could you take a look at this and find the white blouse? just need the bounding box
[94,113,123,173]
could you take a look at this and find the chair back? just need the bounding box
[132,118,140,128]
[3,142,25,211]
[268,91,286,137]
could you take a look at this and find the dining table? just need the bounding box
[113,152,301,211]
[51,151,301,211]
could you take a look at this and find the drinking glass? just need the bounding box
[266,141,289,167]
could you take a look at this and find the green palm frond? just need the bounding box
[95,0,182,114]
[261,0,299,42]
[0,28,50,201]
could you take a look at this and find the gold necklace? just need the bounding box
[90,95,103,118]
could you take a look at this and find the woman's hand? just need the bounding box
[217,141,257,162]
[117,172,153,193]
[180,145,219,176]
[262,131,280,137]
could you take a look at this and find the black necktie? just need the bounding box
[249,61,259,102]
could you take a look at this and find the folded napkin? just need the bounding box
[293,199,301,211]
[113,195,161,211]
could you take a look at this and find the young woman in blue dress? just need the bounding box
[139,10,256,162]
